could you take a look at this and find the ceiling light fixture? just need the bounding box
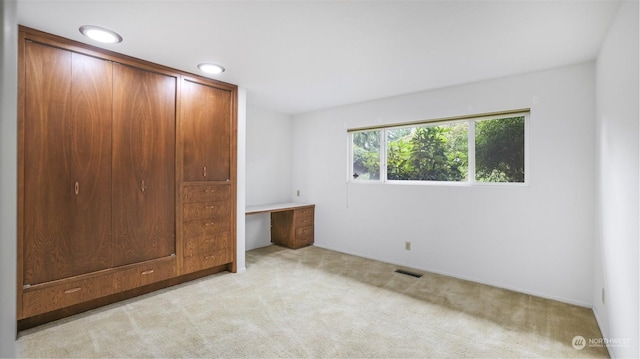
[198,63,225,75]
[79,25,122,44]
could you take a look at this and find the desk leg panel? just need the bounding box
[270,211,294,248]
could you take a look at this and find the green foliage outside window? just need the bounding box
[387,123,468,181]
[475,116,525,183]
[352,131,380,180]
[351,114,525,183]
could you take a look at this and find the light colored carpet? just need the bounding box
[17,245,608,358]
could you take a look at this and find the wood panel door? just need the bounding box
[112,64,176,266]
[23,42,113,285]
[181,79,231,182]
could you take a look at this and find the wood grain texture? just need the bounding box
[17,263,231,331]
[293,207,314,248]
[270,211,293,248]
[295,225,314,244]
[270,206,315,249]
[23,43,113,285]
[112,64,176,266]
[180,183,233,274]
[183,217,232,239]
[19,26,238,323]
[294,207,314,227]
[182,249,234,274]
[181,79,231,182]
[183,184,230,203]
[69,52,114,274]
[112,257,177,292]
[184,232,231,258]
[22,256,175,319]
[183,201,231,221]
[22,273,114,318]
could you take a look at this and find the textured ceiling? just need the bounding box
[17,0,621,114]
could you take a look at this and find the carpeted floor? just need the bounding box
[17,245,608,358]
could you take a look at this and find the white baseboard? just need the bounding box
[592,306,613,358]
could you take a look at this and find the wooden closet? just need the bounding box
[179,78,235,274]
[17,26,237,327]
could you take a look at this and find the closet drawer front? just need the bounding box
[183,249,234,274]
[184,232,231,257]
[113,257,177,292]
[183,201,231,221]
[22,274,115,318]
[184,217,232,238]
[183,185,230,204]
[294,207,314,227]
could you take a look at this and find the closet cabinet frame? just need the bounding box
[17,26,238,326]
[176,75,238,275]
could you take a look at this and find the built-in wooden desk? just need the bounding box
[246,203,315,249]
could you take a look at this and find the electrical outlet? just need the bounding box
[602,288,606,305]
[405,241,411,251]
[296,190,300,197]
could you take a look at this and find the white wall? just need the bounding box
[245,104,293,250]
[594,1,639,358]
[236,88,247,272]
[291,62,597,306]
[0,0,17,357]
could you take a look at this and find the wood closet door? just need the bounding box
[181,79,231,182]
[112,64,176,266]
[23,43,113,285]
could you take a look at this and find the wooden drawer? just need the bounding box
[183,201,230,221]
[184,217,231,239]
[294,207,314,227]
[295,225,314,241]
[184,232,231,257]
[113,257,177,292]
[182,248,234,274]
[183,185,230,203]
[22,274,115,318]
[295,225,314,248]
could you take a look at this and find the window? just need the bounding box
[475,116,525,183]
[352,130,381,180]
[349,111,528,184]
[387,122,468,182]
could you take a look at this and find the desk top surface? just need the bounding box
[245,202,315,215]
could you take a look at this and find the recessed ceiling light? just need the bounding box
[198,63,225,75]
[79,25,122,44]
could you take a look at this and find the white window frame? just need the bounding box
[348,129,384,183]
[348,110,530,186]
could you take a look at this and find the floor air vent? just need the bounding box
[395,269,423,278]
